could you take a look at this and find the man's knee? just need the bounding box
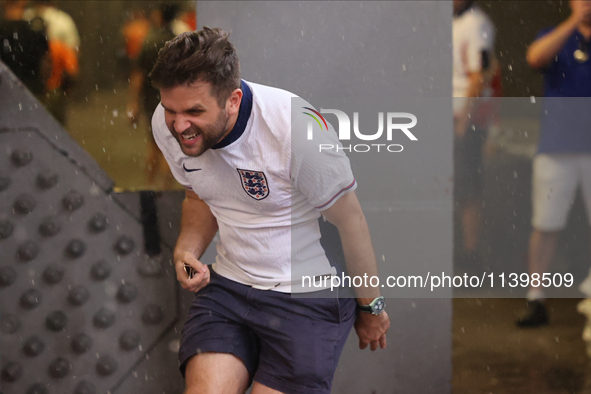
[184,353,250,394]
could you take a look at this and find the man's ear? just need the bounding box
[226,88,243,115]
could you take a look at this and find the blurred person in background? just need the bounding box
[0,0,49,97]
[127,3,189,189]
[121,5,192,78]
[177,5,196,32]
[122,8,151,62]
[42,35,78,125]
[24,0,80,126]
[127,3,189,262]
[121,8,150,77]
[24,0,79,51]
[171,5,191,36]
[453,0,498,272]
[519,0,591,328]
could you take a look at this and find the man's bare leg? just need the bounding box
[185,353,250,394]
[462,196,481,253]
[528,229,560,284]
[516,229,560,327]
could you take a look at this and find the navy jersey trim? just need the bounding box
[212,80,253,150]
[315,179,356,210]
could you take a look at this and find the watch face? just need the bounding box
[372,298,385,314]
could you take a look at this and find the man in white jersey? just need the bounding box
[149,28,390,394]
[452,0,496,271]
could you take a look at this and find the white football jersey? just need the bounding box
[153,80,356,293]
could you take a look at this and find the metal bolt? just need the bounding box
[23,336,45,357]
[39,216,61,237]
[20,289,42,309]
[119,330,140,351]
[36,170,59,189]
[0,266,16,287]
[62,190,84,211]
[93,308,115,329]
[142,304,164,325]
[46,311,67,331]
[0,220,13,239]
[96,355,118,376]
[68,286,90,306]
[71,333,92,354]
[48,357,70,379]
[114,235,135,255]
[88,212,108,232]
[90,260,111,281]
[16,241,39,262]
[1,361,22,382]
[14,193,36,214]
[66,239,86,258]
[11,150,32,167]
[43,264,64,284]
[117,283,138,304]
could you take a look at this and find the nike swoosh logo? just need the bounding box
[183,164,202,172]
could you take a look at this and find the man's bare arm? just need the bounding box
[526,8,586,69]
[174,189,218,292]
[321,191,379,302]
[455,55,499,138]
[321,191,390,351]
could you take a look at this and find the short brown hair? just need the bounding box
[149,27,241,107]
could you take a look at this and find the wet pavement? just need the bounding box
[65,81,183,192]
[453,298,590,394]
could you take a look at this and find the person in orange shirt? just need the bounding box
[43,38,79,124]
[122,9,150,63]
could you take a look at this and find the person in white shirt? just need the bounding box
[149,27,390,394]
[452,0,497,271]
[24,0,80,51]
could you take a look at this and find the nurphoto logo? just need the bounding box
[302,107,418,153]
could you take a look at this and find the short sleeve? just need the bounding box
[536,27,554,40]
[465,16,495,73]
[290,104,357,211]
[151,106,193,190]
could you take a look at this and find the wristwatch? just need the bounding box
[357,296,386,315]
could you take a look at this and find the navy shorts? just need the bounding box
[179,267,357,394]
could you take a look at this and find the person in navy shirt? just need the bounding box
[517,0,591,327]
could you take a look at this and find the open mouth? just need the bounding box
[181,133,199,141]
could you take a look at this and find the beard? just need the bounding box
[175,108,230,157]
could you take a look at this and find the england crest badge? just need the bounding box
[237,169,269,200]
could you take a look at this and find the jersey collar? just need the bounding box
[212,80,253,150]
